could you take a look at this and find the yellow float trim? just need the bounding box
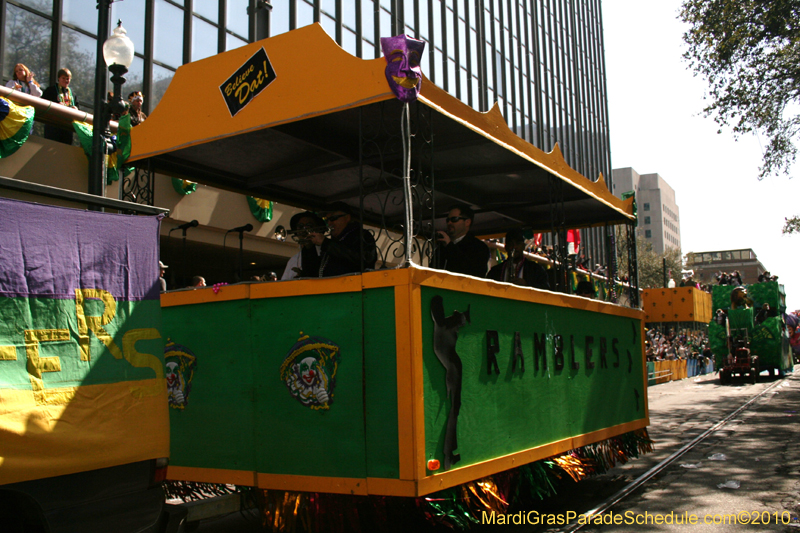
[166,419,647,497]
[167,466,257,487]
[251,275,363,299]
[366,478,418,497]
[409,267,644,319]
[256,473,368,495]
[409,283,427,481]
[362,268,412,289]
[160,284,250,307]
[393,284,416,480]
[416,418,649,497]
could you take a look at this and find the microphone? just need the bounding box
[175,220,199,231]
[227,224,254,233]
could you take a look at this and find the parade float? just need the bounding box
[127,24,651,528]
[708,282,792,382]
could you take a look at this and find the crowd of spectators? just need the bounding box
[757,271,779,283]
[675,268,779,295]
[5,64,148,146]
[715,270,743,286]
[645,327,711,365]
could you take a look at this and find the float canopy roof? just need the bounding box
[130,24,634,235]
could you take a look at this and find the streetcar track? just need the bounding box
[554,377,789,533]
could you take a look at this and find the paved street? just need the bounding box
[192,370,800,532]
[574,371,800,533]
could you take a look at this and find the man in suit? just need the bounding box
[488,229,550,289]
[436,204,489,278]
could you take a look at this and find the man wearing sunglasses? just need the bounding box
[488,229,550,289]
[313,202,377,277]
[436,204,489,278]
[281,211,326,280]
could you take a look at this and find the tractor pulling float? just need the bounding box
[709,283,792,385]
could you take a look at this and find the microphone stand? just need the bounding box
[225,225,252,282]
[238,230,244,282]
[182,227,189,287]
[168,222,197,287]
[222,233,229,282]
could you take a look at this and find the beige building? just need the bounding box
[685,249,768,285]
[612,167,681,255]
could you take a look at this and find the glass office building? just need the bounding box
[1,0,612,264]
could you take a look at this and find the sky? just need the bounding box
[601,0,800,311]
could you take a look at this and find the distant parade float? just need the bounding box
[708,281,792,383]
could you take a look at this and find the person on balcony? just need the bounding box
[42,68,79,145]
[128,91,147,126]
[5,63,42,97]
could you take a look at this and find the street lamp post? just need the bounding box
[89,16,134,210]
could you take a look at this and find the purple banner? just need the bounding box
[0,197,161,301]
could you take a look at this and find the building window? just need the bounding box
[3,5,54,84]
[645,230,652,238]
[644,216,650,225]
[154,0,184,68]
[643,203,650,211]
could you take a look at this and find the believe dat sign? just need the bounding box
[220,47,277,117]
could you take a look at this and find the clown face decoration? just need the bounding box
[380,34,426,102]
[164,340,197,410]
[280,333,341,410]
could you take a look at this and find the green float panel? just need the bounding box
[728,308,754,333]
[251,292,367,478]
[165,299,257,473]
[362,287,400,479]
[420,287,644,471]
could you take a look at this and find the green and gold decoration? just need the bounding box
[0,96,34,159]
[247,196,273,222]
[72,114,135,185]
[172,178,197,195]
[115,113,135,181]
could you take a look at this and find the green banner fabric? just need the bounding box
[247,196,273,222]
[116,113,135,180]
[1,297,162,390]
[0,97,35,159]
[171,178,197,195]
[72,121,122,185]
